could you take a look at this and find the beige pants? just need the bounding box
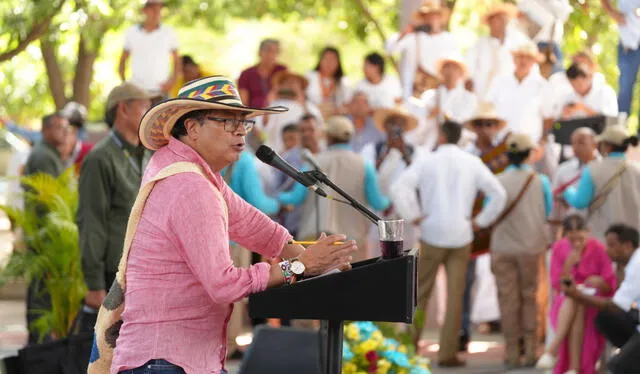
[491,252,543,362]
[226,244,252,353]
[416,242,471,362]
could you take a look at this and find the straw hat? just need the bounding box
[271,70,309,91]
[435,55,469,78]
[325,116,355,142]
[412,0,450,24]
[482,3,517,23]
[511,41,544,62]
[507,133,535,152]
[468,102,506,124]
[373,106,419,133]
[138,76,287,150]
[596,125,629,146]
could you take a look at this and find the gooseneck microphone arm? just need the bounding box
[303,169,381,225]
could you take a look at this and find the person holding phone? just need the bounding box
[537,215,616,374]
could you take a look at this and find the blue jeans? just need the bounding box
[460,258,476,337]
[617,43,640,117]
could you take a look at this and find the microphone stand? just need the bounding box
[303,170,381,225]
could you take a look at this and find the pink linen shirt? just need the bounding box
[111,137,292,374]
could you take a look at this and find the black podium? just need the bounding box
[248,248,418,374]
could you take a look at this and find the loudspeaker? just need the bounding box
[239,326,323,374]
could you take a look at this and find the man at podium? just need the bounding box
[89,76,357,374]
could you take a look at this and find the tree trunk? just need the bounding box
[40,38,67,110]
[72,36,98,108]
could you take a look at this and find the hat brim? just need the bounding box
[139,98,287,150]
[373,108,419,133]
[412,7,450,24]
[482,5,517,24]
[435,58,468,78]
[511,50,544,63]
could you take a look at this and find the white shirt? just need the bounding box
[123,25,179,93]
[390,144,507,248]
[553,81,619,119]
[405,84,478,148]
[518,0,573,44]
[465,28,531,100]
[487,70,552,143]
[261,99,323,154]
[386,31,459,99]
[548,71,606,115]
[612,249,640,332]
[618,0,640,50]
[305,71,352,107]
[353,75,402,109]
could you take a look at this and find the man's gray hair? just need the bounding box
[259,39,280,53]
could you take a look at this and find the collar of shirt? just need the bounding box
[159,137,221,189]
[329,143,353,151]
[112,129,143,155]
[608,152,626,159]
[512,70,542,86]
[506,164,533,172]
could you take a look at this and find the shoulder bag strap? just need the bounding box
[115,161,228,290]
[489,172,536,229]
[588,161,627,218]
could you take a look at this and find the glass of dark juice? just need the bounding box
[378,219,404,259]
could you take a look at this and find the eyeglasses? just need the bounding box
[471,119,499,128]
[206,116,255,133]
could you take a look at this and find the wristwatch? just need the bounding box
[290,258,306,278]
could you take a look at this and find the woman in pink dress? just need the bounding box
[537,214,617,374]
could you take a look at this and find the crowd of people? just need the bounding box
[6,0,640,373]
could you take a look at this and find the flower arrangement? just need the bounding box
[342,321,431,374]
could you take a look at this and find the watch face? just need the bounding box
[291,261,305,275]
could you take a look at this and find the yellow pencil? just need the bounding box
[288,240,345,245]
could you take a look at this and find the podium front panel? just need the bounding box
[248,250,418,323]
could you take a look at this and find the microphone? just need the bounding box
[301,148,322,171]
[255,145,327,197]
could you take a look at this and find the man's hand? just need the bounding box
[471,220,481,232]
[561,280,579,299]
[85,289,106,309]
[297,233,357,277]
[428,107,441,119]
[412,216,425,226]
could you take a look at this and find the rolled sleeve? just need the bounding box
[612,253,640,311]
[474,162,507,228]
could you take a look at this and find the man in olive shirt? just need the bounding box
[23,112,69,344]
[75,83,152,332]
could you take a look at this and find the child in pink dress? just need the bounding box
[537,215,617,374]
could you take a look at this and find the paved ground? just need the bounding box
[0,299,542,374]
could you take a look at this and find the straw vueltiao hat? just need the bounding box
[139,76,288,150]
[435,55,469,78]
[325,116,355,142]
[511,41,544,62]
[468,102,506,124]
[482,3,517,23]
[271,70,309,90]
[412,0,450,24]
[373,106,419,133]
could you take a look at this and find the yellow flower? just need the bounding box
[398,368,409,374]
[343,362,358,374]
[376,359,392,374]
[354,339,379,354]
[398,345,407,354]
[345,324,360,341]
[371,330,384,344]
